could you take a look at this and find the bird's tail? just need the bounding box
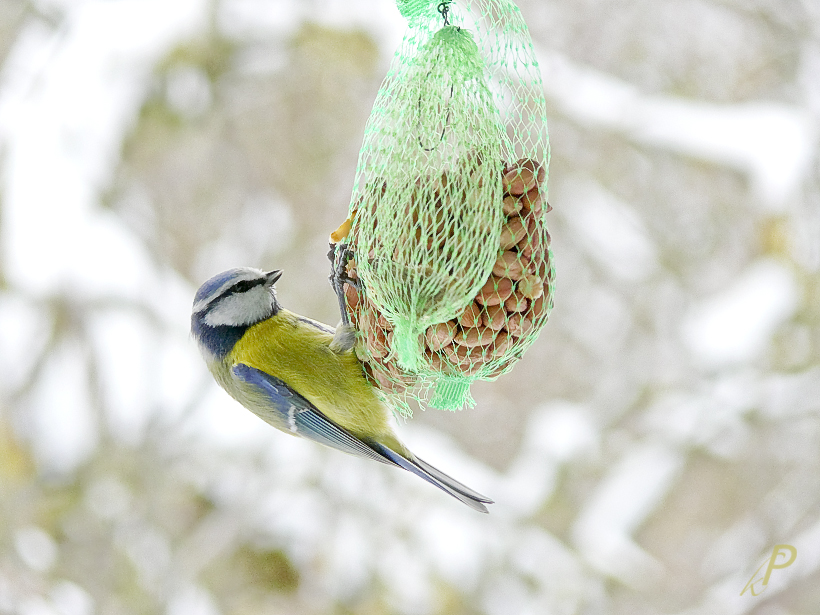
[370,442,493,513]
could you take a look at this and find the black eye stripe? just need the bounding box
[229,278,264,295]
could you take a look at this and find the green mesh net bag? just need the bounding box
[335,0,553,411]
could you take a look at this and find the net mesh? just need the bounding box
[339,0,553,412]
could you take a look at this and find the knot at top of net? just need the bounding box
[397,0,450,24]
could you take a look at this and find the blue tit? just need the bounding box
[191,267,493,513]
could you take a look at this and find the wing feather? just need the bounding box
[232,364,391,465]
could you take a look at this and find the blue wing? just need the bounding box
[231,363,392,465]
[231,363,493,513]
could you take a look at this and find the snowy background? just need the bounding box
[1,0,819,613]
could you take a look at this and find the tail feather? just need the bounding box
[413,455,494,504]
[370,442,492,514]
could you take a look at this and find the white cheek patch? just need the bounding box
[193,268,267,314]
[204,286,273,327]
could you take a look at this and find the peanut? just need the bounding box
[345,258,358,279]
[529,255,549,280]
[344,284,360,312]
[506,313,533,338]
[482,304,506,330]
[499,216,528,250]
[458,301,483,328]
[372,366,406,394]
[502,194,522,216]
[453,326,495,348]
[475,275,514,306]
[492,250,526,280]
[504,291,529,313]
[528,293,547,321]
[366,326,389,359]
[502,168,531,196]
[519,185,543,214]
[425,350,449,373]
[502,160,540,196]
[518,234,532,258]
[528,159,548,185]
[484,355,518,378]
[518,273,544,300]
[519,223,542,258]
[442,343,487,375]
[376,310,393,331]
[488,331,512,357]
[424,320,457,351]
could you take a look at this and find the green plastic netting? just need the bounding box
[339,0,553,412]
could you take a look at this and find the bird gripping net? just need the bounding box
[337,0,553,412]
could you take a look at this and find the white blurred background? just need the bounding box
[1,0,819,613]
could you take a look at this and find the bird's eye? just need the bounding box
[232,279,260,294]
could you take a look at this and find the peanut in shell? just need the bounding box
[482,304,506,330]
[499,216,528,250]
[458,302,483,328]
[488,330,513,357]
[503,166,536,196]
[528,291,549,321]
[517,273,544,300]
[492,250,526,280]
[506,313,533,338]
[504,291,529,313]
[372,365,407,394]
[442,343,488,375]
[518,186,543,214]
[453,326,495,348]
[502,194,522,216]
[424,320,457,351]
[366,326,389,359]
[475,275,514,306]
[376,310,393,331]
[344,284,360,312]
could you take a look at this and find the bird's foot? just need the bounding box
[328,242,358,327]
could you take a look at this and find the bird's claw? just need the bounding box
[328,242,358,326]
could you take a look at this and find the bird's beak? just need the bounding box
[265,269,283,286]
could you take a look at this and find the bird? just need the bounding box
[190,267,493,513]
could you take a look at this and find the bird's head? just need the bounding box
[191,267,283,359]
